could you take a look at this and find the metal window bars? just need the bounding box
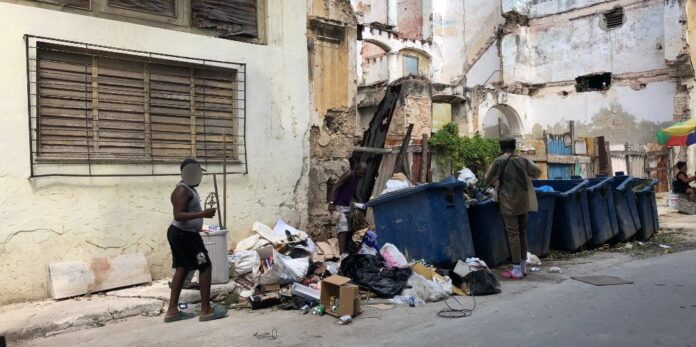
[25,35,247,178]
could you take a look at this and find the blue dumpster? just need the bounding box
[366,180,475,267]
[610,175,642,241]
[527,189,558,257]
[532,180,592,251]
[634,179,659,241]
[584,177,620,247]
[467,199,510,267]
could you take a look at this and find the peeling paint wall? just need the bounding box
[0,1,311,304]
[466,43,502,87]
[504,1,671,85]
[307,0,358,237]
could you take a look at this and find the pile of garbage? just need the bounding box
[223,218,501,324]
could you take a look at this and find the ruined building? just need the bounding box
[352,0,695,179]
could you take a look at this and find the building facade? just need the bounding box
[0,0,311,304]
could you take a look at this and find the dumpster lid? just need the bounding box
[366,180,466,207]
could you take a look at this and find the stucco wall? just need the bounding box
[504,1,669,84]
[0,2,311,304]
[474,81,677,146]
[466,43,502,87]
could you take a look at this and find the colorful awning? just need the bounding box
[657,131,696,146]
[661,118,696,136]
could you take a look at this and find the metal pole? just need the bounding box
[213,174,223,228]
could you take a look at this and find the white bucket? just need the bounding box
[200,230,230,284]
[666,193,679,209]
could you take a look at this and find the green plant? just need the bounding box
[429,123,500,178]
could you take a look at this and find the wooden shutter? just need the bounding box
[37,44,93,160]
[95,56,147,159]
[36,43,238,163]
[194,67,237,161]
[108,0,175,16]
[149,63,194,160]
[191,0,258,38]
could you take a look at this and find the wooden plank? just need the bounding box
[547,154,592,164]
[48,253,152,300]
[420,134,429,183]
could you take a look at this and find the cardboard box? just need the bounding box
[320,275,361,317]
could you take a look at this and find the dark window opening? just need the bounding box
[575,73,612,92]
[326,178,335,202]
[603,8,624,30]
[109,0,175,17]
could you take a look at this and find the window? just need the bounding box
[602,8,624,30]
[575,73,612,92]
[35,0,90,9]
[192,0,259,38]
[403,55,418,76]
[34,42,240,163]
[108,0,175,17]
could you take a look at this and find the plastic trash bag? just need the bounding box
[259,251,309,285]
[457,167,478,186]
[228,251,260,277]
[324,261,340,275]
[401,273,450,302]
[535,185,554,192]
[381,173,413,195]
[358,244,378,256]
[363,231,378,249]
[462,270,501,296]
[234,234,270,252]
[526,252,542,266]
[380,243,409,269]
[339,254,412,297]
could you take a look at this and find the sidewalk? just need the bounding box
[0,280,235,341]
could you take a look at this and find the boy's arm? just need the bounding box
[171,186,215,221]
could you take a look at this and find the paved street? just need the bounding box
[17,246,696,346]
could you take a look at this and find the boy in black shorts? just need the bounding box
[165,159,227,322]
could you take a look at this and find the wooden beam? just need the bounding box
[420,134,429,183]
[353,147,393,154]
[393,124,414,179]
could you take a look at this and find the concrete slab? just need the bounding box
[0,296,162,341]
[107,280,237,304]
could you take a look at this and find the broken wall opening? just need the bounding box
[576,73,612,92]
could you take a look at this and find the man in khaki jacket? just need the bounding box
[485,137,541,279]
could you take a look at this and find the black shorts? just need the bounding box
[167,225,211,271]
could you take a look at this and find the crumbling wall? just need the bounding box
[504,1,669,85]
[396,0,424,40]
[307,0,359,238]
[387,78,432,144]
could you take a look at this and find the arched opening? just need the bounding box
[361,41,389,84]
[481,104,522,139]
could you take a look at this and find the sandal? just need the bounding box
[164,311,196,323]
[502,271,523,280]
[199,305,228,322]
